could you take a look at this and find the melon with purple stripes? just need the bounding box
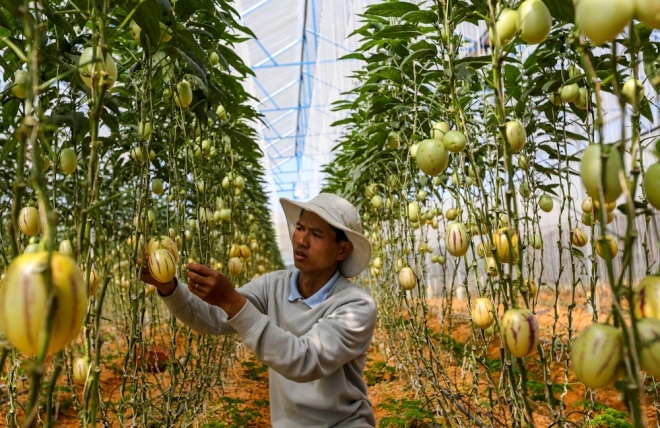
[228,256,244,276]
[445,222,469,257]
[492,227,519,264]
[18,206,41,237]
[0,252,87,355]
[146,235,180,264]
[148,249,177,283]
[571,323,623,389]
[471,297,495,329]
[500,308,539,358]
[632,275,660,319]
[637,318,660,378]
[398,267,416,291]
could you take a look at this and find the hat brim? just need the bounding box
[280,197,371,278]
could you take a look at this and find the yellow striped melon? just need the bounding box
[500,308,539,358]
[445,222,469,257]
[148,249,176,283]
[0,252,87,355]
[147,235,180,264]
[19,206,41,237]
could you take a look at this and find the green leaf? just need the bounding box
[642,43,658,79]
[134,1,161,48]
[542,0,574,24]
[374,24,421,40]
[364,2,419,18]
[616,203,632,216]
[402,10,437,24]
[504,64,521,85]
[537,183,560,196]
[174,28,208,70]
[339,52,366,61]
[640,100,654,123]
[228,129,263,160]
[0,11,12,31]
[0,52,11,78]
[215,44,254,76]
[541,79,560,93]
[536,143,561,160]
[369,96,400,115]
[455,55,491,70]
[185,74,207,93]
[331,117,354,127]
[0,137,17,163]
[455,63,477,81]
[42,1,75,37]
[401,44,437,66]
[564,130,589,142]
[188,27,215,43]
[175,0,213,22]
[2,98,19,126]
[155,0,175,23]
[102,108,119,134]
[369,66,403,85]
[620,200,652,215]
[0,0,20,18]
[571,248,584,258]
[172,48,208,90]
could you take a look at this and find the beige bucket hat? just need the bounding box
[280,193,371,278]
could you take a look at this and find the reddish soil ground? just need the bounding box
[1,287,658,427]
[424,286,660,427]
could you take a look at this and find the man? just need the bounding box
[140,193,377,427]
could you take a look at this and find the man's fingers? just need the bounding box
[186,263,217,277]
[186,269,209,286]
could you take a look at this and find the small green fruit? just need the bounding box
[560,83,579,103]
[517,0,552,45]
[59,148,78,175]
[442,130,467,153]
[538,194,553,212]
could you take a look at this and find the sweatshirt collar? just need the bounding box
[288,270,340,308]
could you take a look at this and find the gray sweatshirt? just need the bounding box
[161,270,377,427]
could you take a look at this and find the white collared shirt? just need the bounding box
[288,269,340,308]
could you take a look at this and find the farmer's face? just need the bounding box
[291,211,351,275]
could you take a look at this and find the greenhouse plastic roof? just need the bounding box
[237,1,377,203]
[237,0,380,265]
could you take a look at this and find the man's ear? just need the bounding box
[337,241,353,262]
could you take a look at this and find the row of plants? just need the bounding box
[0,0,283,426]
[324,0,660,426]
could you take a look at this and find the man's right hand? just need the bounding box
[137,258,177,296]
[186,263,247,318]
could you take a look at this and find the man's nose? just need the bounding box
[295,231,309,246]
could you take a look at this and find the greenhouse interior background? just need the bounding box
[2,0,660,426]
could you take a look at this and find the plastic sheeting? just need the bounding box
[237,0,379,266]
